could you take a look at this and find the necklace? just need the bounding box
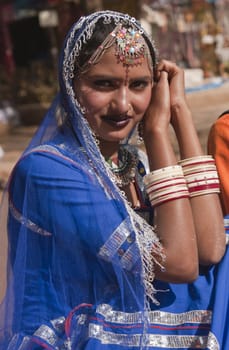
[106,147,138,187]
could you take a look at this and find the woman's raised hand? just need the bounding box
[143,59,188,136]
[143,62,171,136]
[157,59,186,106]
[158,60,191,130]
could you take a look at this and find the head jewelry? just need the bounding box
[80,22,151,73]
[60,11,157,109]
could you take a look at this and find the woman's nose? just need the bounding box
[111,87,132,114]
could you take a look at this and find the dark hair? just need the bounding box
[77,19,115,71]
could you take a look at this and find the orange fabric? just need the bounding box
[208,113,229,215]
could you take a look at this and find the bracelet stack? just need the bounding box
[143,165,189,207]
[144,156,220,207]
[178,155,220,198]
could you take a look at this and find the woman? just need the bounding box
[0,10,227,349]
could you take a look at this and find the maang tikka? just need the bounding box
[114,24,147,67]
[81,23,151,77]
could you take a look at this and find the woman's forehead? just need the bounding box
[83,46,153,79]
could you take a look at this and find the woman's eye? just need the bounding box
[93,80,113,89]
[131,80,149,90]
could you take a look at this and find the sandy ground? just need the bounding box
[0,80,229,202]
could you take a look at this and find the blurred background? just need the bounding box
[1,0,229,113]
[0,0,229,194]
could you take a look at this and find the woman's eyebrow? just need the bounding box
[84,74,152,82]
[129,76,152,81]
[85,74,120,80]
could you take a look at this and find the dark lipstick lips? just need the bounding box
[102,114,131,121]
[102,115,131,127]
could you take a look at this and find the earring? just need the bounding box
[137,121,144,144]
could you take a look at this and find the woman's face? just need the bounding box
[75,45,153,144]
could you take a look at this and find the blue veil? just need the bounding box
[0,11,165,349]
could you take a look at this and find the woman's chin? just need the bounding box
[98,133,130,144]
[96,126,136,144]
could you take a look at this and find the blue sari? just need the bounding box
[2,125,229,349]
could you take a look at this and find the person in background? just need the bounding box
[208,110,229,215]
[208,110,229,281]
[0,10,227,350]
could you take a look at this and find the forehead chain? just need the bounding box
[86,23,149,68]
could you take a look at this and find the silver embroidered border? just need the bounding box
[98,216,140,270]
[12,305,219,349]
[95,304,212,325]
[89,324,219,349]
[223,217,229,244]
[9,144,99,238]
[9,200,52,237]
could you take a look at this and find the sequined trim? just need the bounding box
[9,144,94,238]
[223,217,229,244]
[9,145,69,237]
[50,316,65,333]
[14,305,219,349]
[18,337,30,350]
[88,304,218,348]
[24,144,62,156]
[120,240,140,271]
[34,325,57,346]
[226,234,229,245]
[9,200,52,237]
[98,217,131,260]
[96,304,212,325]
[8,334,30,350]
[23,144,97,180]
[33,321,69,349]
[23,144,76,165]
[98,205,162,304]
[223,217,229,227]
[98,216,141,272]
[89,324,219,348]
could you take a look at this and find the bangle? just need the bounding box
[144,165,184,185]
[146,176,186,194]
[178,155,220,197]
[150,193,190,206]
[144,165,189,207]
[178,155,215,166]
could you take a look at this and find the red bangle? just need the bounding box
[188,183,220,193]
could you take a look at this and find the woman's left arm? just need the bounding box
[166,60,226,265]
